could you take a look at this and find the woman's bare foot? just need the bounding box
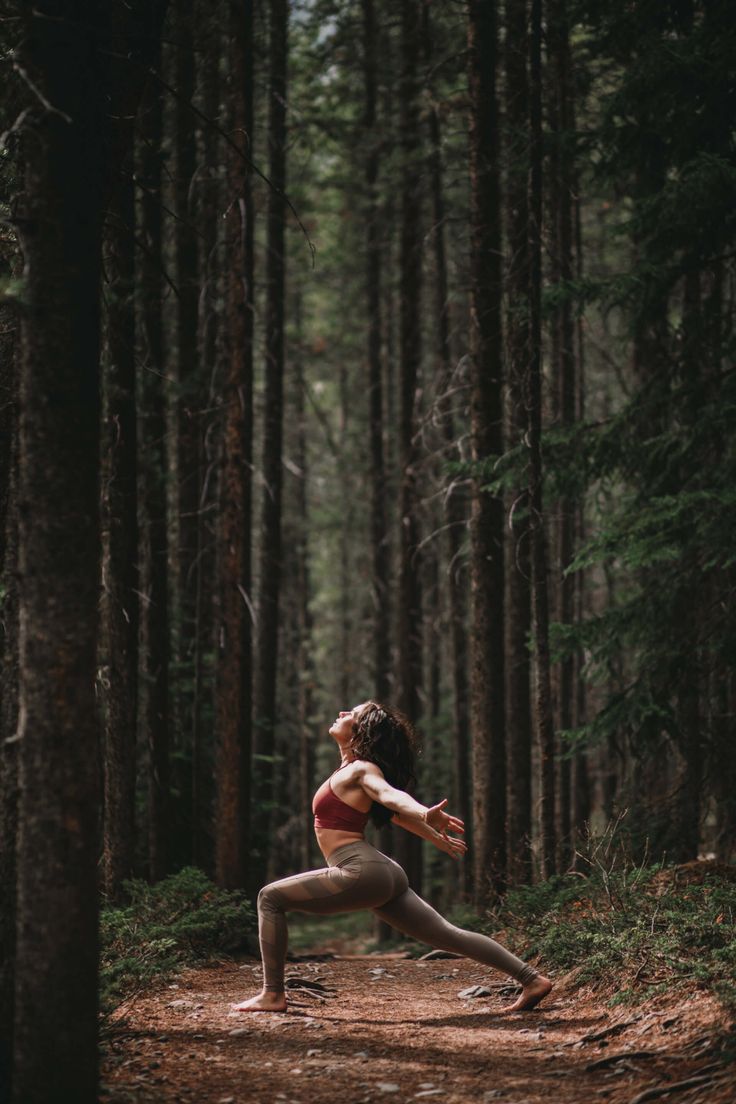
[501,975,552,1013]
[232,990,287,1013]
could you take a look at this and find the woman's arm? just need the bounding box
[355,763,430,823]
[354,762,466,855]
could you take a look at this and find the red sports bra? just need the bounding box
[312,765,371,832]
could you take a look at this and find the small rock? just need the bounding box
[376,1084,400,1094]
[229,1028,248,1037]
[458,985,492,999]
[290,1068,302,1074]
[218,1098,235,1103]
[414,1093,444,1099]
[306,1049,322,1057]
[355,1051,370,1059]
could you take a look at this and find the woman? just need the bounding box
[234,701,551,1014]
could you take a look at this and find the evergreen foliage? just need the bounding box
[100,868,255,1012]
[496,861,736,1012]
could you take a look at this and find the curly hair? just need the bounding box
[349,701,421,828]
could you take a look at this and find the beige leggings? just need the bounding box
[257,839,538,992]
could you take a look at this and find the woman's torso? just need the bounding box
[313,762,373,859]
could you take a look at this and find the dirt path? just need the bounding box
[101,955,734,1104]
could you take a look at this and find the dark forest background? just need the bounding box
[0,0,735,1100]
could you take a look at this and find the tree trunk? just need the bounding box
[293,299,315,872]
[138,53,171,883]
[467,0,506,902]
[191,0,222,872]
[503,0,533,886]
[12,7,106,1097]
[528,0,557,879]
[0,246,19,1104]
[215,0,254,890]
[422,0,471,893]
[174,2,201,781]
[364,0,391,704]
[252,0,288,894]
[101,164,139,900]
[396,0,424,894]
[548,0,576,871]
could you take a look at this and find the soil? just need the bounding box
[101,944,735,1104]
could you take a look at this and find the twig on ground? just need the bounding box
[628,1074,713,1104]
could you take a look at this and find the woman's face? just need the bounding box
[328,702,369,744]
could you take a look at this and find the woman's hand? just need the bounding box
[436,831,468,860]
[425,799,467,859]
[425,798,464,836]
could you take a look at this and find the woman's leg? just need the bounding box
[245,848,406,1002]
[373,887,539,986]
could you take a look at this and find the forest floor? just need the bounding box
[101,921,736,1104]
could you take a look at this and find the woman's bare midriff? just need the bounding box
[315,827,364,860]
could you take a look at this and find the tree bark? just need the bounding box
[364,0,391,704]
[396,0,424,894]
[174,1,201,770]
[529,0,557,879]
[191,0,222,872]
[215,0,254,890]
[503,0,533,886]
[467,0,506,902]
[101,163,139,899]
[138,50,171,883]
[12,6,106,1096]
[0,245,19,1104]
[422,0,471,893]
[548,0,576,871]
[252,0,288,894]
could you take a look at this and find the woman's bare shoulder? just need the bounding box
[349,759,385,781]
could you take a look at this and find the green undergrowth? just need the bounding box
[486,861,736,1012]
[100,867,255,1014]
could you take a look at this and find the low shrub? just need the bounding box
[489,861,736,1011]
[100,866,255,1012]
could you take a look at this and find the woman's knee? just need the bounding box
[257,883,283,915]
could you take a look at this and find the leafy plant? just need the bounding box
[100,866,255,1013]
[487,858,736,1011]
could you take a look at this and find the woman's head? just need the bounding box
[349,701,420,827]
